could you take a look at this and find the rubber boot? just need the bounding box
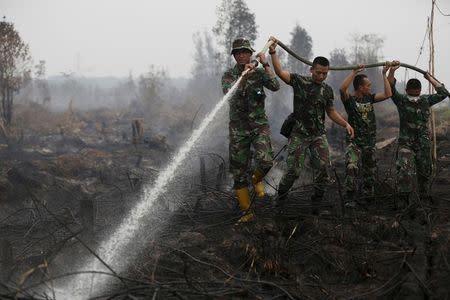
[235,187,255,222]
[252,170,265,198]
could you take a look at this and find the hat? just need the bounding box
[231,38,255,55]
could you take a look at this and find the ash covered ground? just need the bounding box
[0,103,449,300]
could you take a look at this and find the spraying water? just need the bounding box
[48,76,243,299]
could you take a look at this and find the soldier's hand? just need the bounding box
[382,62,390,75]
[242,63,256,78]
[345,123,354,139]
[269,36,278,52]
[391,60,400,71]
[353,64,364,73]
[256,52,267,64]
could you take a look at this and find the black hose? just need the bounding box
[276,40,427,75]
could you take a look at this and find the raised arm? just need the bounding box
[424,72,449,106]
[374,63,393,102]
[256,51,280,91]
[268,37,290,84]
[339,64,364,101]
[387,60,399,86]
[425,72,443,89]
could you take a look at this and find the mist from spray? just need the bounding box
[48,76,243,299]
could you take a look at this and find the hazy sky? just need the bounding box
[2,0,450,85]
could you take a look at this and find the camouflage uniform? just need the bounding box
[391,81,449,196]
[222,64,280,189]
[278,74,334,198]
[343,94,377,195]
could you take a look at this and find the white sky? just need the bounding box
[2,0,450,85]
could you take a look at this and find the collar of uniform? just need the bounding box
[305,76,325,87]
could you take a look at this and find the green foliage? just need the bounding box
[0,20,32,125]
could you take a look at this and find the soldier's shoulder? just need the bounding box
[222,67,234,76]
[291,74,310,85]
[323,82,334,95]
[323,82,333,90]
[222,68,236,79]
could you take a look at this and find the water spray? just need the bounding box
[45,42,273,299]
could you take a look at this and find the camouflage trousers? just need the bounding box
[229,123,274,189]
[278,134,331,197]
[345,143,376,195]
[396,143,432,196]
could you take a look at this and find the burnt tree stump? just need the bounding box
[80,198,96,241]
[0,239,13,283]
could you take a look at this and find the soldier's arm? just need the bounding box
[424,72,450,105]
[340,64,364,101]
[262,71,280,91]
[374,63,393,102]
[269,39,290,84]
[424,72,449,106]
[222,71,246,95]
[256,53,280,91]
[221,72,234,95]
[387,61,402,105]
[387,60,398,86]
[326,107,354,138]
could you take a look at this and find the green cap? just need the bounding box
[231,38,255,55]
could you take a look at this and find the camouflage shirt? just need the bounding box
[289,74,334,137]
[222,64,280,126]
[391,80,449,146]
[343,94,376,147]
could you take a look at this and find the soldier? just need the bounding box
[269,38,354,214]
[339,63,393,206]
[221,38,280,222]
[387,61,449,204]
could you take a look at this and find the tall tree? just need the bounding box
[191,30,221,78]
[349,33,385,92]
[349,33,384,65]
[287,24,313,74]
[0,19,32,126]
[328,48,349,97]
[213,0,258,67]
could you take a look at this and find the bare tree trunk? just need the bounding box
[1,86,6,125]
[6,87,13,126]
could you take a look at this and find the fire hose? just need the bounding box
[266,37,429,75]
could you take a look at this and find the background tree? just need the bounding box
[213,0,258,67]
[287,24,313,74]
[349,33,385,91]
[34,60,51,105]
[328,48,350,99]
[0,19,32,126]
[191,30,221,79]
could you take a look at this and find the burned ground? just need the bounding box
[0,104,449,299]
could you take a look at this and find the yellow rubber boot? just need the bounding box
[235,187,255,222]
[252,170,265,198]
